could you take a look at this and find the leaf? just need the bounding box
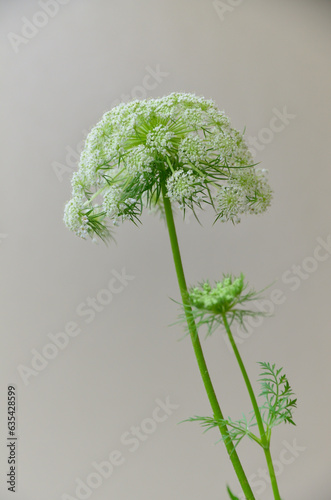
[227,485,240,500]
[258,361,297,429]
[185,414,261,451]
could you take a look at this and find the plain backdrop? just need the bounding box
[1,1,331,499]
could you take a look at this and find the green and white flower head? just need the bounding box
[189,275,245,315]
[182,274,268,336]
[63,92,272,241]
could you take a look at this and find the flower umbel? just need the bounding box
[189,274,245,313]
[63,93,272,241]
[177,274,268,336]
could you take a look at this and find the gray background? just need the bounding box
[1,1,331,499]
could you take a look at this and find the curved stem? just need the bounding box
[161,183,255,500]
[222,314,281,500]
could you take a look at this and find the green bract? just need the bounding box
[63,92,272,241]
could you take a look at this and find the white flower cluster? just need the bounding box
[63,197,89,239]
[166,169,203,207]
[145,125,175,155]
[217,168,272,224]
[63,92,272,241]
[178,136,207,167]
[103,185,138,225]
[103,185,123,221]
[124,145,153,176]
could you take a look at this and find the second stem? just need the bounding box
[222,314,281,500]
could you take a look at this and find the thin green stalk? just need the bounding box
[222,314,281,500]
[161,183,255,500]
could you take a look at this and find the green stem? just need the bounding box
[161,183,255,500]
[222,314,281,500]
[83,186,106,206]
[265,447,281,500]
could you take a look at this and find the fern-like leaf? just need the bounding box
[258,361,297,430]
[185,414,262,452]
